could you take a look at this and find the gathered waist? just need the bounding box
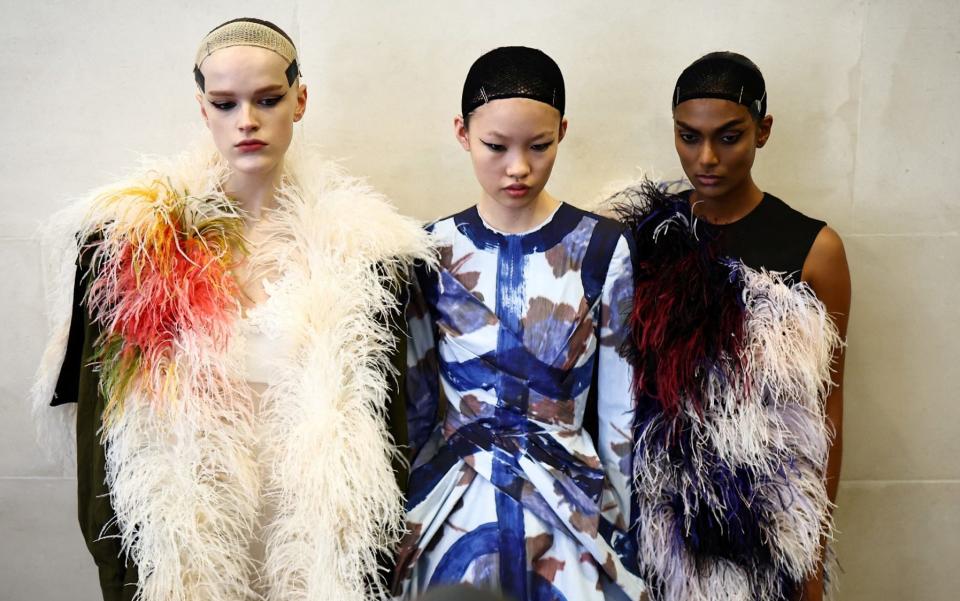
[440,406,605,507]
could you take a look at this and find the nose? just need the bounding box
[505,151,531,179]
[698,141,719,168]
[237,102,260,133]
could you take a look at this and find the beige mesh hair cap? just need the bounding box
[193,18,300,91]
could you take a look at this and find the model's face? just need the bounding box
[196,46,307,178]
[673,98,772,201]
[455,98,567,211]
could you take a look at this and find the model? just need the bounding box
[393,46,647,601]
[615,52,850,601]
[31,17,433,601]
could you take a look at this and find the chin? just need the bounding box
[493,190,542,209]
[692,184,730,201]
[496,197,532,209]
[227,154,281,176]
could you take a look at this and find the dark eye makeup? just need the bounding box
[480,140,554,152]
[481,140,507,152]
[209,91,287,112]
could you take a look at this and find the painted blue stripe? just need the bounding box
[439,351,594,402]
[580,216,625,307]
[492,234,528,600]
[406,444,461,509]
[452,203,589,254]
[494,484,527,597]
[531,574,569,601]
[429,522,500,585]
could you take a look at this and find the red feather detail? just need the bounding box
[106,234,238,367]
[616,183,746,417]
[84,182,244,420]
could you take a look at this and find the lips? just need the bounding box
[236,139,268,153]
[503,184,530,198]
[696,174,723,186]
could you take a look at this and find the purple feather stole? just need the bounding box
[615,182,841,601]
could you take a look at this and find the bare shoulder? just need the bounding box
[809,226,846,261]
[803,227,848,281]
[802,226,851,325]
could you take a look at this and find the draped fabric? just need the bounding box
[394,203,647,601]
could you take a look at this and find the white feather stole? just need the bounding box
[31,144,435,601]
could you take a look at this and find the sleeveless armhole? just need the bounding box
[714,193,827,283]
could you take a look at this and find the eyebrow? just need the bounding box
[206,84,287,97]
[676,118,747,132]
[485,130,556,141]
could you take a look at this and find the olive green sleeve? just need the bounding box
[59,258,139,600]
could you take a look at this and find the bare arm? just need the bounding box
[799,225,851,600]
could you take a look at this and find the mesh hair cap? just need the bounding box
[461,46,565,117]
[194,18,300,91]
[673,52,767,118]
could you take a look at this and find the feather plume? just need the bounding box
[252,151,435,601]
[33,142,435,601]
[77,149,259,601]
[31,198,91,473]
[614,181,841,601]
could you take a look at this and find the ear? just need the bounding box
[558,117,569,144]
[293,83,308,122]
[454,115,470,151]
[756,114,773,148]
[196,92,209,128]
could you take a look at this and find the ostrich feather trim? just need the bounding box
[612,182,841,601]
[32,143,436,601]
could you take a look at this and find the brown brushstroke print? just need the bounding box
[457,464,477,487]
[529,392,576,426]
[440,244,485,302]
[568,508,600,538]
[563,298,594,369]
[526,532,554,560]
[522,296,584,364]
[459,393,486,419]
[610,440,631,462]
[438,244,455,270]
[525,295,577,324]
[545,243,576,278]
[534,556,567,583]
[572,450,602,470]
[602,553,618,582]
[391,521,423,593]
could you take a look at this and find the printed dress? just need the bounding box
[394,203,647,601]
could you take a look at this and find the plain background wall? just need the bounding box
[1,0,957,599]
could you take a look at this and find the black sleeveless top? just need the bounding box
[688,191,826,284]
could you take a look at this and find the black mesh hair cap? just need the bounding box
[461,46,565,118]
[673,52,767,118]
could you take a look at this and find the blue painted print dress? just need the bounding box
[394,203,647,601]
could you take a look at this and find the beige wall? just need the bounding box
[1,1,957,598]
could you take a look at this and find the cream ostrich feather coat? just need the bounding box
[31,143,435,601]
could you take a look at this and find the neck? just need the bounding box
[225,163,284,222]
[478,190,560,234]
[691,176,764,225]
